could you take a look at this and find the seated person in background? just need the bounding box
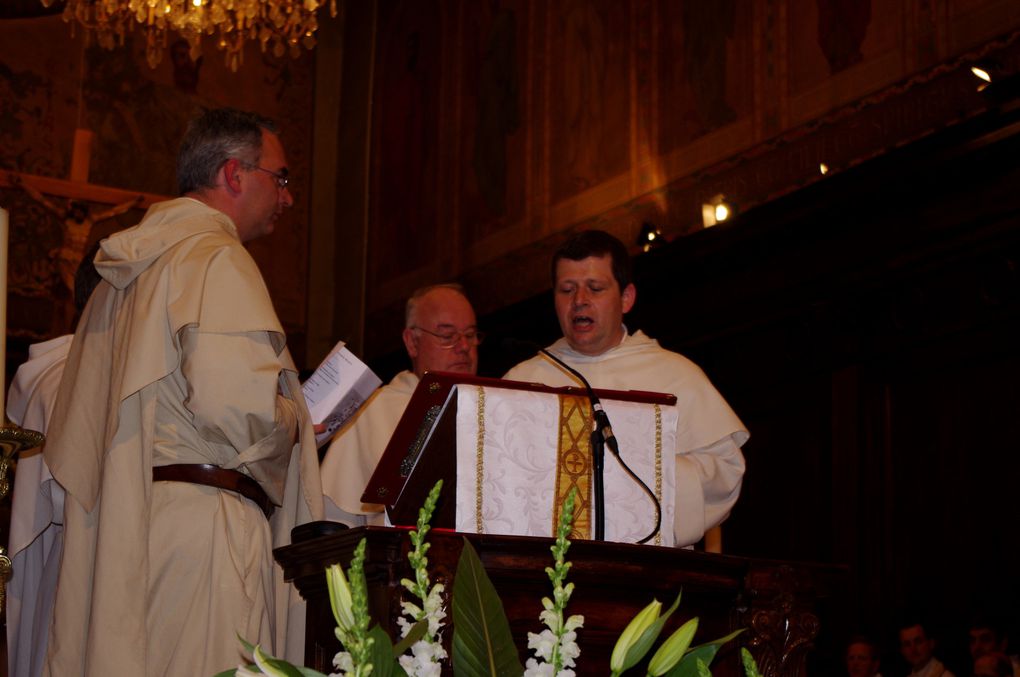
[846,635,883,677]
[900,621,957,677]
[503,230,748,547]
[320,283,479,525]
[5,245,102,677]
[969,617,1020,677]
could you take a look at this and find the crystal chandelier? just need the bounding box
[41,0,338,71]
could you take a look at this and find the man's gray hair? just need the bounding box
[405,283,468,328]
[177,107,278,195]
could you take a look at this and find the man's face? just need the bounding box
[553,255,635,356]
[970,628,1005,659]
[403,288,478,378]
[845,642,879,677]
[236,128,293,242]
[900,625,935,669]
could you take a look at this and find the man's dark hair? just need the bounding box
[898,616,934,638]
[176,107,277,195]
[74,240,104,314]
[969,615,1007,641]
[846,635,881,660]
[551,230,632,290]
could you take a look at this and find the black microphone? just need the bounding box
[501,338,662,544]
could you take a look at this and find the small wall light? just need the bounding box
[702,194,734,228]
[638,222,665,252]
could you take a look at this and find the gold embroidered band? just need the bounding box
[654,404,663,546]
[475,386,486,533]
[554,394,593,539]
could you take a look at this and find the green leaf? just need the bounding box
[695,657,712,677]
[237,634,257,656]
[365,624,405,677]
[665,628,745,677]
[392,619,429,656]
[213,668,253,677]
[451,538,524,677]
[253,645,306,677]
[619,593,682,673]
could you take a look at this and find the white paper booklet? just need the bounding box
[302,341,382,446]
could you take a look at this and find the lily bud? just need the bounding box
[610,599,662,674]
[647,617,699,676]
[325,563,356,633]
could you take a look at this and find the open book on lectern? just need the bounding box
[361,372,681,546]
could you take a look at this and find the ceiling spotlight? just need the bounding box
[819,163,829,175]
[638,222,665,252]
[702,194,734,228]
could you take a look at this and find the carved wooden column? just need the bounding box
[740,564,826,677]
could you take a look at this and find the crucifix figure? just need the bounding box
[8,173,142,297]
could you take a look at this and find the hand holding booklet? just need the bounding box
[301,341,382,446]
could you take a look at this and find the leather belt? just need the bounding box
[152,464,275,518]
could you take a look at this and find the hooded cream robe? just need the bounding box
[41,198,323,677]
[504,330,747,547]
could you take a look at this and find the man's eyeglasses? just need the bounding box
[412,326,485,349]
[243,163,289,189]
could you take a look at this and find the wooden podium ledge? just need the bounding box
[275,526,846,676]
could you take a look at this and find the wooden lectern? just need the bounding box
[277,373,845,674]
[275,527,844,676]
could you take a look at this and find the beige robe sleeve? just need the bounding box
[178,326,298,504]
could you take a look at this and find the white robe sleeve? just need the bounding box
[673,434,746,546]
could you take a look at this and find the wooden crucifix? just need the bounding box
[0,128,169,333]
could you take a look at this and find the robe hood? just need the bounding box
[96,198,240,290]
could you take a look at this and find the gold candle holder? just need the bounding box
[0,419,45,611]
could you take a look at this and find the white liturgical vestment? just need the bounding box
[452,384,680,545]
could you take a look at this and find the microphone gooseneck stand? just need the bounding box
[537,348,662,545]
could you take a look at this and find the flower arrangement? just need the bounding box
[218,481,758,677]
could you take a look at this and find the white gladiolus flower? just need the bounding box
[524,658,556,677]
[527,629,558,661]
[328,650,354,677]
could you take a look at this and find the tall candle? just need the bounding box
[0,206,7,422]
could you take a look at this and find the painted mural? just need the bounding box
[0,13,314,360]
[359,0,1020,345]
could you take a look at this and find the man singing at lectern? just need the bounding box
[504,230,747,547]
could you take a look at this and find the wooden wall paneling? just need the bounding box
[307,7,346,366]
[314,1,376,364]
